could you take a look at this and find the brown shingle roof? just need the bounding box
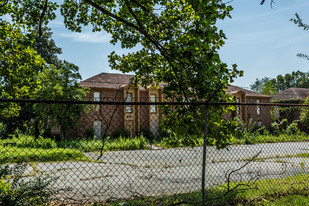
[225,85,272,98]
[80,72,135,89]
[80,73,271,98]
[272,88,309,101]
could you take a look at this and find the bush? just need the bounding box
[0,163,69,205]
[85,128,95,140]
[234,117,246,139]
[140,127,155,142]
[279,119,288,131]
[269,122,280,136]
[0,123,5,138]
[255,126,268,136]
[17,136,57,149]
[286,122,300,135]
[105,136,149,150]
[300,96,309,128]
[111,128,131,139]
[247,119,261,134]
[158,124,173,140]
[159,134,201,148]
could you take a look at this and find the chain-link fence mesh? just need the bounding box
[0,99,308,205]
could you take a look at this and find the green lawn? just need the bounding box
[0,135,149,163]
[107,174,309,206]
[0,146,87,163]
[0,132,307,163]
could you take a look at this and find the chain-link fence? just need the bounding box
[0,99,308,205]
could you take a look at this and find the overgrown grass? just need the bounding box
[0,134,149,163]
[0,134,149,151]
[231,133,308,145]
[0,146,86,163]
[107,174,309,206]
[105,136,149,151]
[57,136,149,152]
[155,133,309,149]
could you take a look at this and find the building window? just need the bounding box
[94,92,100,111]
[257,99,260,115]
[126,93,132,113]
[94,92,100,101]
[94,121,102,139]
[236,98,240,115]
[150,94,156,113]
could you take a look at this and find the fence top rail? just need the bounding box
[0,99,309,107]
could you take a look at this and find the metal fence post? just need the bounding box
[202,103,209,205]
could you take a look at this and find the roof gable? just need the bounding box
[272,87,309,101]
[80,72,135,89]
[226,85,271,98]
[80,73,271,98]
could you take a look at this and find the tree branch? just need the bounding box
[0,0,8,8]
[260,0,275,8]
[83,0,191,103]
[39,0,48,37]
[96,87,124,161]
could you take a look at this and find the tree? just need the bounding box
[260,0,275,7]
[34,63,89,139]
[0,20,45,117]
[60,0,242,148]
[2,0,243,147]
[291,13,309,61]
[250,71,309,94]
[1,0,88,138]
[300,96,309,128]
[23,27,89,139]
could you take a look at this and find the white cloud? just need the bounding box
[59,32,112,43]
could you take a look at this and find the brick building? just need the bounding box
[272,88,309,124]
[225,86,272,128]
[78,73,271,138]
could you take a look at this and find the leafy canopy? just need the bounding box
[2,0,243,147]
[251,71,309,95]
[60,0,243,147]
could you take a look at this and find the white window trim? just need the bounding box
[94,92,100,111]
[94,92,100,101]
[150,94,156,113]
[126,93,132,113]
[257,99,260,115]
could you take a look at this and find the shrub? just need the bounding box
[85,128,95,140]
[269,122,280,136]
[140,127,155,142]
[159,134,201,148]
[247,119,261,134]
[0,123,5,138]
[105,136,149,150]
[0,163,69,205]
[300,96,309,128]
[158,124,173,140]
[286,122,300,135]
[234,117,246,139]
[42,127,52,139]
[279,119,288,131]
[255,126,268,136]
[17,136,57,149]
[111,128,131,139]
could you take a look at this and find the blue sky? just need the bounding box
[49,0,309,89]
